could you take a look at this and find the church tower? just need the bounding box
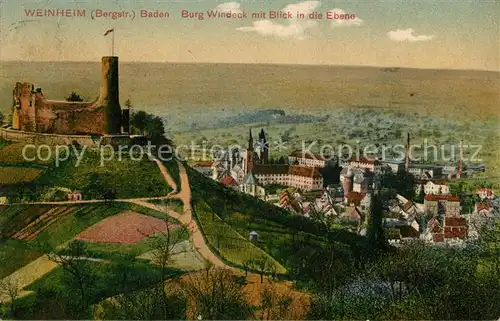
[245,129,254,175]
[258,128,269,164]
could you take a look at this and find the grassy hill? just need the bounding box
[186,164,367,274]
[0,140,175,202]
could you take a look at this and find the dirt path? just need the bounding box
[129,159,229,269]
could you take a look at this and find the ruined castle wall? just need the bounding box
[33,98,105,134]
[0,127,99,146]
[0,127,137,148]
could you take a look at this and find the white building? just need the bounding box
[415,180,450,195]
[193,161,214,177]
[288,151,331,168]
[251,164,323,191]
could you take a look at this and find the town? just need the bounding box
[192,128,497,246]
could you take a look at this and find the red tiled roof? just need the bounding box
[253,164,322,179]
[444,216,467,227]
[348,156,380,165]
[347,206,362,221]
[289,150,327,161]
[403,201,414,212]
[253,164,289,175]
[433,233,445,242]
[476,202,490,212]
[347,191,365,206]
[444,226,467,239]
[424,194,460,201]
[428,218,442,233]
[194,161,214,167]
[476,188,494,196]
[220,175,237,186]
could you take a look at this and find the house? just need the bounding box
[380,159,405,173]
[415,180,450,195]
[67,191,83,201]
[424,194,461,217]
[220,175,239,191]
[193,161,214,177]
[240,172,266,198]
[408,164,443,180]
[251,164,323,191]
[476,187,495,200]
[345,191,366,206]
[288,150,331,168]
[424,215,468,243]
[346,206,364,224]
[345,156,381,172]
[278,190,303,214]
[443,216,468,240]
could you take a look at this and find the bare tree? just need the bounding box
[242,259,253,278]
[254,259,269,284]
[256,282,303,320]
[146,210,189,319]
[0,277,20,317]
[184,266,253,320]
[47,240,94,311]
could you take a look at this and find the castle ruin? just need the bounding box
[11,56,129,136]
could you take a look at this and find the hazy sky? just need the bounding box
[0,0,498,70]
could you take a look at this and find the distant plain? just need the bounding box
[1,61,499,178]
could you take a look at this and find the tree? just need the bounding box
[254,259,269,284]
[131,111,149,135]
[47,240,95,313]
[0,277,20,318]
[256,282,300,320]
[66,92,84,102]
[0,110,4,124]
[98,285,187,320]
[124,98,132,109]
[184,266,253,320]
[366,189,386,251]
[147,211,188,319]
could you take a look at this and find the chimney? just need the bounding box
[99,56,122,134]
[405,132,410,172]
[458,139,463,177]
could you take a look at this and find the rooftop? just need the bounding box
[289,150,328,161]
[348,156,380,165]
[253,164,322,179]
[220,175,237,186]
[424,194,460,202]
[194,161,214,167]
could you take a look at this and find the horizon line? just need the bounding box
[0,59,498,73]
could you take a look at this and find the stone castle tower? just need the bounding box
[98,56,122,134]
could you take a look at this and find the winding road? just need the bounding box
[129,158,229,269]
[0,157,232,304]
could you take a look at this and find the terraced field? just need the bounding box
[194,201,287,274]
[0,204,122,247]
[0,167,44,184]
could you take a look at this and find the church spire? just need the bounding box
[248,128,254,150]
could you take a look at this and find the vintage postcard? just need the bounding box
[0,0,499,319]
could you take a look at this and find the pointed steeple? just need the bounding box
[248,128,254,150]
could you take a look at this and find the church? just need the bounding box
[240,129,323,197]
